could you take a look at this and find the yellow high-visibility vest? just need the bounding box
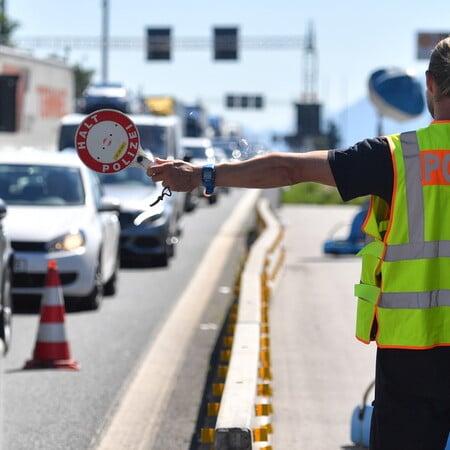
[354,123,450,349]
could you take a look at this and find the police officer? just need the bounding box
[149,36,450,450]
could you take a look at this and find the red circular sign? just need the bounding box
[75,109,141,174]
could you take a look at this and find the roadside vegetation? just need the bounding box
[281,183,367,206]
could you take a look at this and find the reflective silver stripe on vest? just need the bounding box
[384,131,444,262]
[402,131,424,242]
[379,289,450,309]
[385,240,450,260]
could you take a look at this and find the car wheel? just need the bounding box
[84,259,103,310]
[156,250,169,267]
[0,264,12,354]
[168,238,175,258]
[184,192,197,212]
[207,193,218,205]
[103,258,118,297]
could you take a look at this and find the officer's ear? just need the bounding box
[426,70,436,95]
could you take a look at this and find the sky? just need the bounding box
[6,0,450,146]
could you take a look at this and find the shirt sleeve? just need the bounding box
[328,137,393,204]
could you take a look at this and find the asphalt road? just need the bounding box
[0,197,375,450]
[271,204,377,450]
[0,188,255,450]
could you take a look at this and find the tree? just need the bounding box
[73,64,94,98]
[0,11,19,46]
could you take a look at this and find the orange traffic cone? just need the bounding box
[24,260,80,370]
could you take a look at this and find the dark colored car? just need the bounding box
[98,167,180,267]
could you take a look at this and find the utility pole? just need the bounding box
[302,21,318,103]
[101,0,109,83]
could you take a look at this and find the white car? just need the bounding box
[0,149,121,310]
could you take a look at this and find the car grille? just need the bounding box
[13,272,77,288]
[120,235,160,248]
[11,241,47,252]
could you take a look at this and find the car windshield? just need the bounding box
[136,124,170,159]
[97,167,156,187]
[0,164,85,206]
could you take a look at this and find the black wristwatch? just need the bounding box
[201,164,216,196]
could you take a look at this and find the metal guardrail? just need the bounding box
[201,197,285,450]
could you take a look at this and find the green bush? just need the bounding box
[281,183,367,206]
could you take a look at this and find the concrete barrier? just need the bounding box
[211,197,284,450]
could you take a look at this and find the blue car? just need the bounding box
[323,203,369,255]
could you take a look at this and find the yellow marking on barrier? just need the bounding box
[260,336,270,348]
[253,427,269,442]
[257,383,273,396]
[261,271,268,284]
[261,299,270,310]
[264,287,272,304]
[260,446,273,450]
[269,248,285,281]
[220,350,231,362]
[259,350,271,365]
[212,383,224,397]
[258,366,272,380]
[261,324,270,334]
[268,229,283,253]
[227,324,235,335]
[217,365,228,378]
[207,402,220,416]
[255,403,273,416]
[228,312,237,323]
[200,428,215,443]
[261,307,269,324]
[222,336,233,348]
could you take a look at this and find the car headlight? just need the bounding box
[46,230,85,252]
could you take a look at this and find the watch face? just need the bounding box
[202,165,215,196]
[203,171,213,181]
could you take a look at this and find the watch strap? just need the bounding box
[202,164,216,196]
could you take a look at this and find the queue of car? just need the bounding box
[59,112,187,268]
[0,104,259,354]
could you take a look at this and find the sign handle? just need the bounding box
[130,148,154,170]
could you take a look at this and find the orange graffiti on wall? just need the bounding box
[37,86,68,118]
